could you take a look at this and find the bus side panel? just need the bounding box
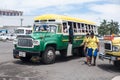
[73,35,84,48]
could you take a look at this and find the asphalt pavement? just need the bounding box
[0,41,120,80]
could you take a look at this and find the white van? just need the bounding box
[15,27,32,36]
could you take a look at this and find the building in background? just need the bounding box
[0,9,34,33]
[0,9,23,16]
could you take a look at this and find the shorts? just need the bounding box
[87,48,98,57]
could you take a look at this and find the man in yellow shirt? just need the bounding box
[87,32,99,66]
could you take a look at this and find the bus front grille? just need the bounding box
[17,38,33,48]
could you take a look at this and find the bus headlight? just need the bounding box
[13,39,18,44]
[112,46,119,52]
[33,40,40,46]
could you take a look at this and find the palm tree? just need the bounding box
[98,19,119,35]
[98,19,108,35]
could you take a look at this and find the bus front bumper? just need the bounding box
[13,49,41,59]
[99,53,120,61]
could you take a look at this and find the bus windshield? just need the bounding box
[34,24,57,33]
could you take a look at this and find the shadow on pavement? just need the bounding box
[13,55,82,65]
[97,64,120,73]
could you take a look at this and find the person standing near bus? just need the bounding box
[66,25,74,56]
[87,32,99,66]
[81,33,90,64]
[69,26,74,44]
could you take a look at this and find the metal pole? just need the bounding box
[20,18,23,27]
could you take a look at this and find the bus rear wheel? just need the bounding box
[42,47,56,64]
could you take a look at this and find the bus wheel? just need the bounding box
[42,47,56,64]
[113,61,120,67]
[60,50,67,58]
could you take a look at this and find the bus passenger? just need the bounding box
[69,26,74,44]
[63,24,68,33]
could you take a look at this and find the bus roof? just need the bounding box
[34,14,96,25]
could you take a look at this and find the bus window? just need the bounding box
[49,25,57,33]
[68,22,72,29]
[81,23,85,33]
[63,23,68,33]
[85,24,88,33]
[73,22,77,33]
[34,25,48,32]
[77,23,81,33]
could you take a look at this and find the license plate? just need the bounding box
[19,52,26,57]
[111,56,116,60]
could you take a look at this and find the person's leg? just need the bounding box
[84,47,88,64]
[93,56,96,66]
[87,48,93,65]
[93,49,98,66]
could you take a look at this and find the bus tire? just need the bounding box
[42,46,56,64]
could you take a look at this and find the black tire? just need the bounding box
[113,61,120,67]
[60,50,67,58]
[42,47,56,64]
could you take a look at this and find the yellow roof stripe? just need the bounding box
[34,14,95,25]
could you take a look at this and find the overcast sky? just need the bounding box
[0,0,120,25]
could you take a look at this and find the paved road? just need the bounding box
[0,41,120,80]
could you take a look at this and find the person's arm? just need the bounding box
[80,42,85,46]
[96,37,99,51]
[83,42,87,53]
[80,37,86,46]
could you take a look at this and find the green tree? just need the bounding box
[108,20,119,35]
[98,19,119,35]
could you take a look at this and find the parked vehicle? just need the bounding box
[13,14,98,64]
[99,35,120,66]
[14,27,32,36]
[0,29,8,34]
[0,33,16,40]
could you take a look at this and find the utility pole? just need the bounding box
[20,18,23,27]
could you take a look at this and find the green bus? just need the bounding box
[13,14,98,64]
